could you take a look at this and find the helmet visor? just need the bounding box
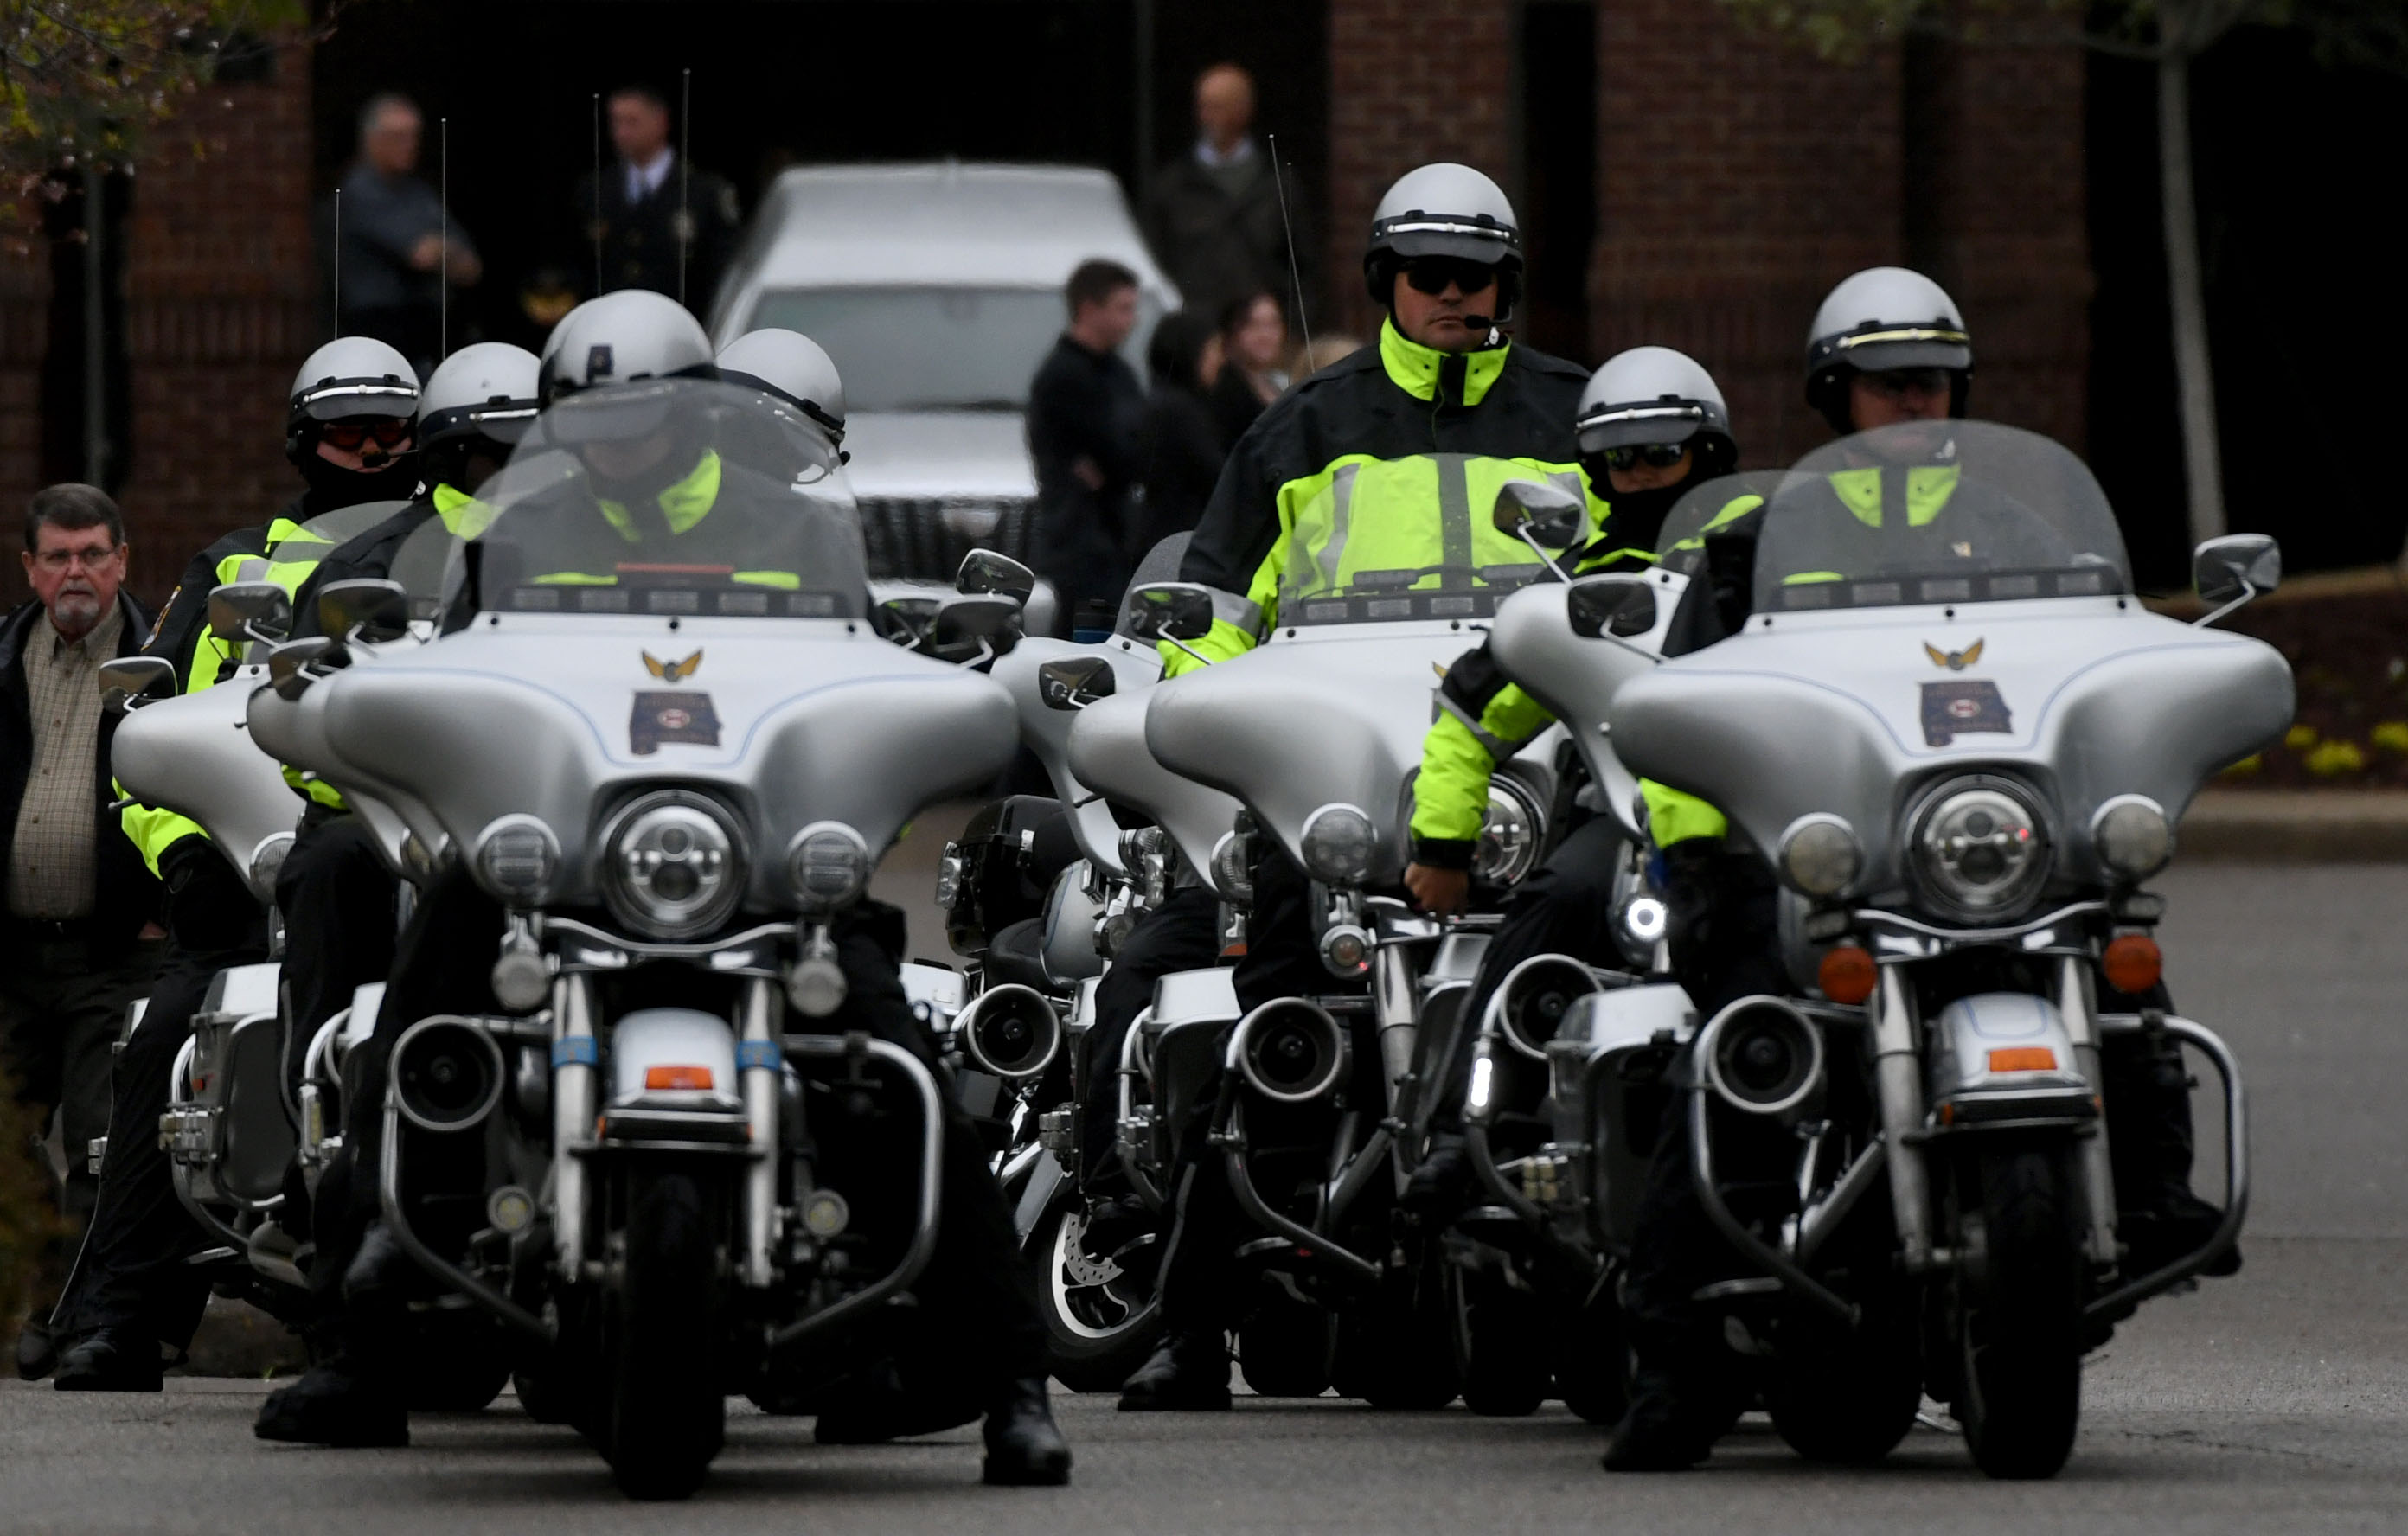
[419,400,541,449]
[295,378,419,424]
[1577,401,1714,455]
[1824,324,1971,377]
[1372,214,1519,268]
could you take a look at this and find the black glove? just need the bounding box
[159,835,264,954]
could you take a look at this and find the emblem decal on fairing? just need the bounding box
[642,649,704,682]
[631,690,720,754]
[1920,681,2013,746]
[1923,637,1984,670]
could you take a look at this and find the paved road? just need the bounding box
[3,862,2401,1533]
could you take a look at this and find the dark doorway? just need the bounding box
[1517,0,1598,364]
[2088,26,2408,586]
[311,0,1325,348]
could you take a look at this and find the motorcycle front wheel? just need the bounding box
[1035,1201,1161,1393]
[1954,1147,2082,1479]
[1450,1264,1549,1418]
[1238,1287,1335,1398]
[603,1169,727,1500]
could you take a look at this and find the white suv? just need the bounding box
[708,163,1177,586]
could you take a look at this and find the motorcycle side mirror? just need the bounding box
[955,549,1036,603]
[96,656,177,714]
[931,592,1022,649]
[2193,533,2280,609]
[1037,655,1116,711]
[1122,582,1216,644]
[316,579,411,644]
[207,581,292,644]
[1491,479,1587,549]
[871,594,942,647]
[266,637,341,701]
[1566,573,1658,639]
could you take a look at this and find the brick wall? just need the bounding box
[0,51,317,612]
[1325,0,1516,340]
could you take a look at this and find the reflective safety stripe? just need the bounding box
[1207,587,1264,635]
[531,572,618,585]
[1436,453,1473,587]
[1783,571,1846,585]
[1315,463,1359,596]
[732,570,801,589]
[1437,692,1515,762]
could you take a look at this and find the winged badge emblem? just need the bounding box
[643,649,704,682]
[1923,638,1983,672]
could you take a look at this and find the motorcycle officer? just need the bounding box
[257,294,1073,1488]
[1604,266,2230,1470]
[715,326,849,471]
[1395,347,1742,1206]
[1116,163,1604,1411]
[48,340,422,1389]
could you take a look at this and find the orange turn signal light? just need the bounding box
[2100,933,2163,995]
[1986,1046,2058,1073]
[1817,944,1878,1005]
[644,1065,715,1091]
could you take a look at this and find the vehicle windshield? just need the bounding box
[1654,471,1787,576]
[1275,456,1598,627]
[1752,420,2129,613]
[749,286,1161,413]
[467,378,868,620]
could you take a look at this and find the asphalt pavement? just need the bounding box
[2,861,2401,1533]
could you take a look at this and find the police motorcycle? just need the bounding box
[1515,420,2287,1476]
[248,378,1033,1496]
[1109,472,1586,1405]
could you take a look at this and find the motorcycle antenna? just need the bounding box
[591,93,604,296]
[439,116,450,361]
[1268,132,1314,369]
[677,68,692,310]
[330,187,342,339]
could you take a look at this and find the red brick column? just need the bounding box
[1326,0,1517,341]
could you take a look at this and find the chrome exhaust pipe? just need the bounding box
[954,982,1063,1081]
[1486,953,1604,1061]
[1228,997,1349,1104]
[1699,995,1825,1118]
[390,1016,505,1134]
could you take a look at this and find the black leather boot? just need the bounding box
[253,1360,408,1447]
[1117,1328,1233,1411]
[51,1328,161,1392]
[1600,1366,1715,1472]
[982,1375,1073,1486]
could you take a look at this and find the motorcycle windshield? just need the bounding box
[1752,420,2129,614]
[466,377,869,620]
[1654,471,1787,576]
[1273,454,1595,627]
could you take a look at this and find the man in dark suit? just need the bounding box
[572,84,744,320]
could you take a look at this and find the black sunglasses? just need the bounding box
[321,419,413,451]
[1401,256,1501,297]
[1600,442,1690,471]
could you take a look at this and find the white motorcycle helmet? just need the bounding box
[1362,162,1522,321]
[537,290,715,404]
[418,342,541,451]
[1804,266,1973,433]
[285,336,419,463]
[1574,346,1737,478]
[716,328,847,446]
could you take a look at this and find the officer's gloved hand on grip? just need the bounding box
[160,835,263,953]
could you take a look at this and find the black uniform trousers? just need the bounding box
[1427,814,1627,1136]
[312,873,1047,1390]
[1153,850,1334,1334]
[273,814,398,1086]
[1079,885,1224,1181]
[53,933,267,1348]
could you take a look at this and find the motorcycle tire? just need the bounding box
[1451,1268,1548,1418]
[1765,1302,1919,1463]
[1955,1148,2082,1480]
[1034,1202,1162,1393]
[404,1334,513,1413]
[1332,1264,1460,1411]
[603,1170,726,1500]
[1238,1290,1335,1398]
[1552,1296,1630,1425]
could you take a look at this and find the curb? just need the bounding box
[2177,790,2408,863]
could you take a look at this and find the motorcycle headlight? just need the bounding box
[2090,795,2173,881]
[1777,814,1863,898]
[1299,803,1377,886]
[473,815,559,906]
[1909,777,2051,925]
[1472,777,1546,886]
[599,790,746,939]
[787,821,871,915]
[1208,829,1254,903]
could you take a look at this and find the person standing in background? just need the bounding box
[0,485,160,1380]
[1143,64,1308,326]
[1208,289,1289,448]
[1134,310,1226,559]
[1026,259,1145,638]
[330,94,481,375]
[573,84,744,320]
